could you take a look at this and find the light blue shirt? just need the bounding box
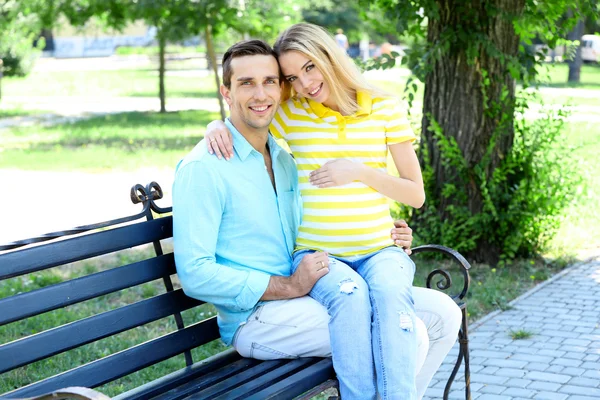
[173,119,301,345]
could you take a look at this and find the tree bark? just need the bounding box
[158,34,166,113]
[567,17,585,83]
[205,25,227,121]
[416,0,525,263]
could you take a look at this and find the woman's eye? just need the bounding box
[288,77,296,83]
[306,64,314,72]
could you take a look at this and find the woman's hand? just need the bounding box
[206,120,234,160]
[309,159,365,188]
[391,219,413,255]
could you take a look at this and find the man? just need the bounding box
[334,28,349,52]
[173,40,460,399]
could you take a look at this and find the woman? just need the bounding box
[203,23,461,400]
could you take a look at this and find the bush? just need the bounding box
[0,13,43,77]
[393,91,582,264]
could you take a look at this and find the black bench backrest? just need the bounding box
[0,184,218,398]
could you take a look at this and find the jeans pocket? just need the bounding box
[251,342,297,360]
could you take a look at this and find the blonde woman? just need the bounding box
[203,23,461,400]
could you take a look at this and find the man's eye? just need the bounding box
[241,82,252,85]
[266,79,276,84]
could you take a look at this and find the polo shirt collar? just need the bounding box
[225,118,281,161]
[306,90,372,118]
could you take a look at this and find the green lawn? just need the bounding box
[547,121,600,256]
[2,69,218,99]
[537,63,600,89]
[0,110,219,171]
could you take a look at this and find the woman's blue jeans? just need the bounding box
[292,246,418,400]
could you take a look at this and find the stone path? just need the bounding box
[425,257,600,400]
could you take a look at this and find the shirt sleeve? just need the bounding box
[269,104,288,140]
[384,97,416,145]
[172,160,271,312]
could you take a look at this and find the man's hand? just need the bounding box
[260,252,329,300]
[289,251,330,296]
[391,219,413,255]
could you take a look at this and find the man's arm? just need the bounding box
[260,250,330,300]
[173,161,271,312]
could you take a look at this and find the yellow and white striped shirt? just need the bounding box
[270,91,415,257]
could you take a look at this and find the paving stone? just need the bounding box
[502,387,536,398]
[558,384,600,396]
[471,374,510,385]
[505,378,533,388]
[524,371,572,384]
[567,377,600,388]
[545,365,564,374]
[532,392,568,400]
[527,381,561,391]
[527,362,550,372]
[496,368,527,378]
[583,354,600,362]
[551,358,582,367]
[480,385,506,394]
[476,395,512,400]
[560,366,586,376]
[483,358,529,369]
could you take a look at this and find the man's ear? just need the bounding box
[220,85,232,106]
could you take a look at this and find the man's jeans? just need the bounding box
[233,247,461,399]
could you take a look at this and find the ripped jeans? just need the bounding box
[292,246,418,400]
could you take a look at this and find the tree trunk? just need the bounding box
[567,17,585,83]
[416,0,525,264]
[205,25,227,121]
[158,34,166,113]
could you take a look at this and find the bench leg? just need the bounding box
[443,306,471,400]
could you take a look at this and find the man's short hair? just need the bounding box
[222,40,278,88]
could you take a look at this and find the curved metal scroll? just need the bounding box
[411,244,471,301]
[0,182,171,252]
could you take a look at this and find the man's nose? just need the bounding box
[254,84,267,100]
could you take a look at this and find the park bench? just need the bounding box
[0,182,472,400]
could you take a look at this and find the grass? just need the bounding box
[2,69,218,99]
[536,63,600,89]
[546,121,600,256]
[0,110,219,171]
[0,108,45,119]
[508,329,535,340]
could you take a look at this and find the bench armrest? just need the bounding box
[411,244,471,302]
[23,387,111,400]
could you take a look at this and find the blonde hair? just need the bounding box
[273,23,386,116]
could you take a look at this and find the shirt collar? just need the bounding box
[356,91,372,116]
[305,90,372,118]
[225,118,281,161]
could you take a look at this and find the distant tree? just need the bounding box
[0,0,44,78]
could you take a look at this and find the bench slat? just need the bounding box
[2,318,219,399]
[0,289,203,374]
[0,254,176,326]
[208,358,319,400]
[247,358,335,400]
[0,217,173,280]
[113,350,246,400]
[183,359,290,400]
[145,356,261,400]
